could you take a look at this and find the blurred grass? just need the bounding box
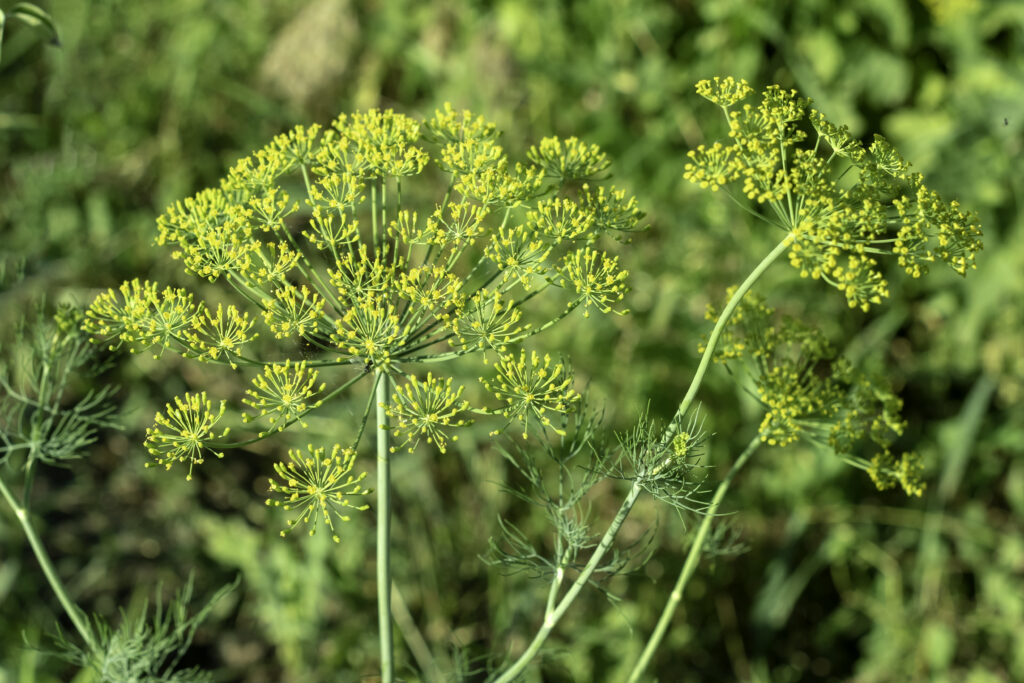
[1,0,1022,681]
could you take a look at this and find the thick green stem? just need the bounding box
[0,476,96,651]
[375,369,394,682]
[626,435,762,683]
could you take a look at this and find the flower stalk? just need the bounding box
[492,234,794,680]
[626,435,762,682]
[0,475,96,652]
[375,369,394,682]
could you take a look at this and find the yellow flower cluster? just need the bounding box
[695,76,754,108]
[265,444,370,543]
[385,373,472,454]
[687,78,983,312]
[704,291,923,495]
[558,247,630,317]
[261,284,325,340]
[144,392,229,481]
[527,136,610,181]
[185,303,258,368]
[242,360,326,436]
[480,350,580,439]
[83,103,641,488]
[452,289,527,357]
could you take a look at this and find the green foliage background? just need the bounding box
[1,0,1022,680]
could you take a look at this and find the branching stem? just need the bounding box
[491,233,794,681]
[626,434,762,682]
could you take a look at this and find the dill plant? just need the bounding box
[81,105,641,680]
[474,78,981,682]
[0,302,233,680]
[75,78,983,680]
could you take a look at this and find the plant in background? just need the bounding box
[0,303,234,680]
[620,77,983,679]
[0,2,58,66]
[81,104,641,681]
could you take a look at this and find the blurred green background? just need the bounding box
[1,0,1022,680]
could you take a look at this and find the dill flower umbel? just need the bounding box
[266,444,370,543]
[703,291,924,496]
[482,350,580,439]
[385,373,472,454]
[83,104,641,523]
[144,392,229,481]
[685,78,983,312]
[242,360,326,435]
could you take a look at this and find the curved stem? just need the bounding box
[626,435,762,683]
[0,476,96,651]
[662,233,793,444]
[375,369,394,682]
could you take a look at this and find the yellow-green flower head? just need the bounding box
[578,183,646,235]
[440,138,506,176]
[683,142,742,192]
[268,123,323,172]
[262,284,326,340]
[387,209,431,245]
[185,303,258,368]
[695,76,753,108]
[452,289,528,357]
[481,349,580,439]
[334,109,429,179]
[484,223,552,289]
[704,291,920,495]
[266,444,369,543]
[223,147,292,195]
[247,186,298,234]
[82,280,201,358]
[558,247,630,317]
[867,450,925,498]
[454,161,545,208]
[527,136,610,182]
[686,78,983,312]
[396,266,464,322]
[242,360,326,436]
[328,242,402,305]
[425,201,489,247]
[145,392,229,481]
[527,197,596,243]
[330,296,411,370]
[82,278,160,350]
[385,373,472,454]
[424,102,500,144]
[306,171,365,213]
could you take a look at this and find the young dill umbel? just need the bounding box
[684,76,982,312]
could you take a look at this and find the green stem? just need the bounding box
[0,476,96,651]
[491,233,794,681]
[492,483,644,683]
[375,369,394,682]
[662,232,793,444]
[626,435,762,683]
